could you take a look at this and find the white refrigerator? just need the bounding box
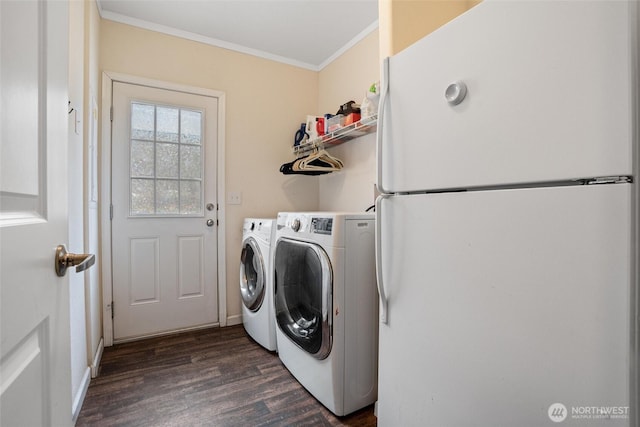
[375,1,638,426]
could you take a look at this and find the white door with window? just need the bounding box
[111,82,219,341]
[0,1,73,425]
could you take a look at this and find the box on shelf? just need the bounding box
[343,113,361,126]
[327,115,345,133]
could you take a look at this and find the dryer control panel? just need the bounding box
[311,217,333,235]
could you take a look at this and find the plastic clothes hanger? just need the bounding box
[292,150,336,172]
[297,147,343,171]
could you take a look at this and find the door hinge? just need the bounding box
[111,301,114,319]
[110,106,113,122]
[110,204,113,220]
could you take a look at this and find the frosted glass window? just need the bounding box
[180,181,201,214]
[180,145,201,179]
[156,180,179,214]
[131,179,154,215]
[129,102,204,216]
[156,143,179,178]
[157,107,179,142]
[131,140,154,177]
[131,104,154,141]
[181,110,202,144]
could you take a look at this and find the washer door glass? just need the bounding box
[274,238,332,360]
[240,237,265,311]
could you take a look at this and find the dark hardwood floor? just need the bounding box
[76,325,377,426]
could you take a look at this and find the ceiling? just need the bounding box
[97,0,379,71]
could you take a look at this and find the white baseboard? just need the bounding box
[90,338,104,378]
[72,367,91,423]
[226,314,243,326]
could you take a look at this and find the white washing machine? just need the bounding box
[273,212,378,416]
[240,218,277,351]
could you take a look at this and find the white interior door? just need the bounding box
[0,1,73,426]
[111,81,219,341]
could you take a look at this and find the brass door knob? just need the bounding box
[55,245,95,277]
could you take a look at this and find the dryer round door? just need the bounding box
[274,238,332,360]
[240,237,266,311]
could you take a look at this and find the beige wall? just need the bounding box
[97,0,466,334]
[379,0,480,57]
[318,30,380,115]
[100,21,320,322]
[317,30,380,212]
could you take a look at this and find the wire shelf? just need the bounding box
[293,115,378,156]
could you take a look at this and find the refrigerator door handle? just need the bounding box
[375,193,389,324]
[376,57,390,195]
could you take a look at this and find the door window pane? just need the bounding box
[181,110,202,144]
[131,179,154,215]
[180,181,201,214]
[131,103,154,141]
[156,106,179,142]
[156,179,179,214]
[130,140,154,177]
[128,103,204,216]
[180,145,201,179]
[156,143,179,178]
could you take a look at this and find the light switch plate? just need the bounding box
[227,191,242,205]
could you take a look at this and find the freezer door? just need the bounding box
[379,1,634,193]
[376,184,632,426]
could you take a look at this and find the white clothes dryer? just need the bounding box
[240,218,277,351]
[273,212,378,416]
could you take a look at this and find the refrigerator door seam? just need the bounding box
[394,176,633,196]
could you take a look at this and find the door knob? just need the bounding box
[206,219,215,227]
[55,245,95,277]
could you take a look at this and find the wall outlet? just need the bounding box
[227,191,242,205]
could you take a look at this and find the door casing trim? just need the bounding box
[100,71,227,346]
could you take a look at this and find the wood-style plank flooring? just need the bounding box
[76,325,377,426]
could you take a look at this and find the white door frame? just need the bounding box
[100,71,227,346]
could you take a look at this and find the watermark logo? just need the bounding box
[548,403,568,423]
[547,403,629,422]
